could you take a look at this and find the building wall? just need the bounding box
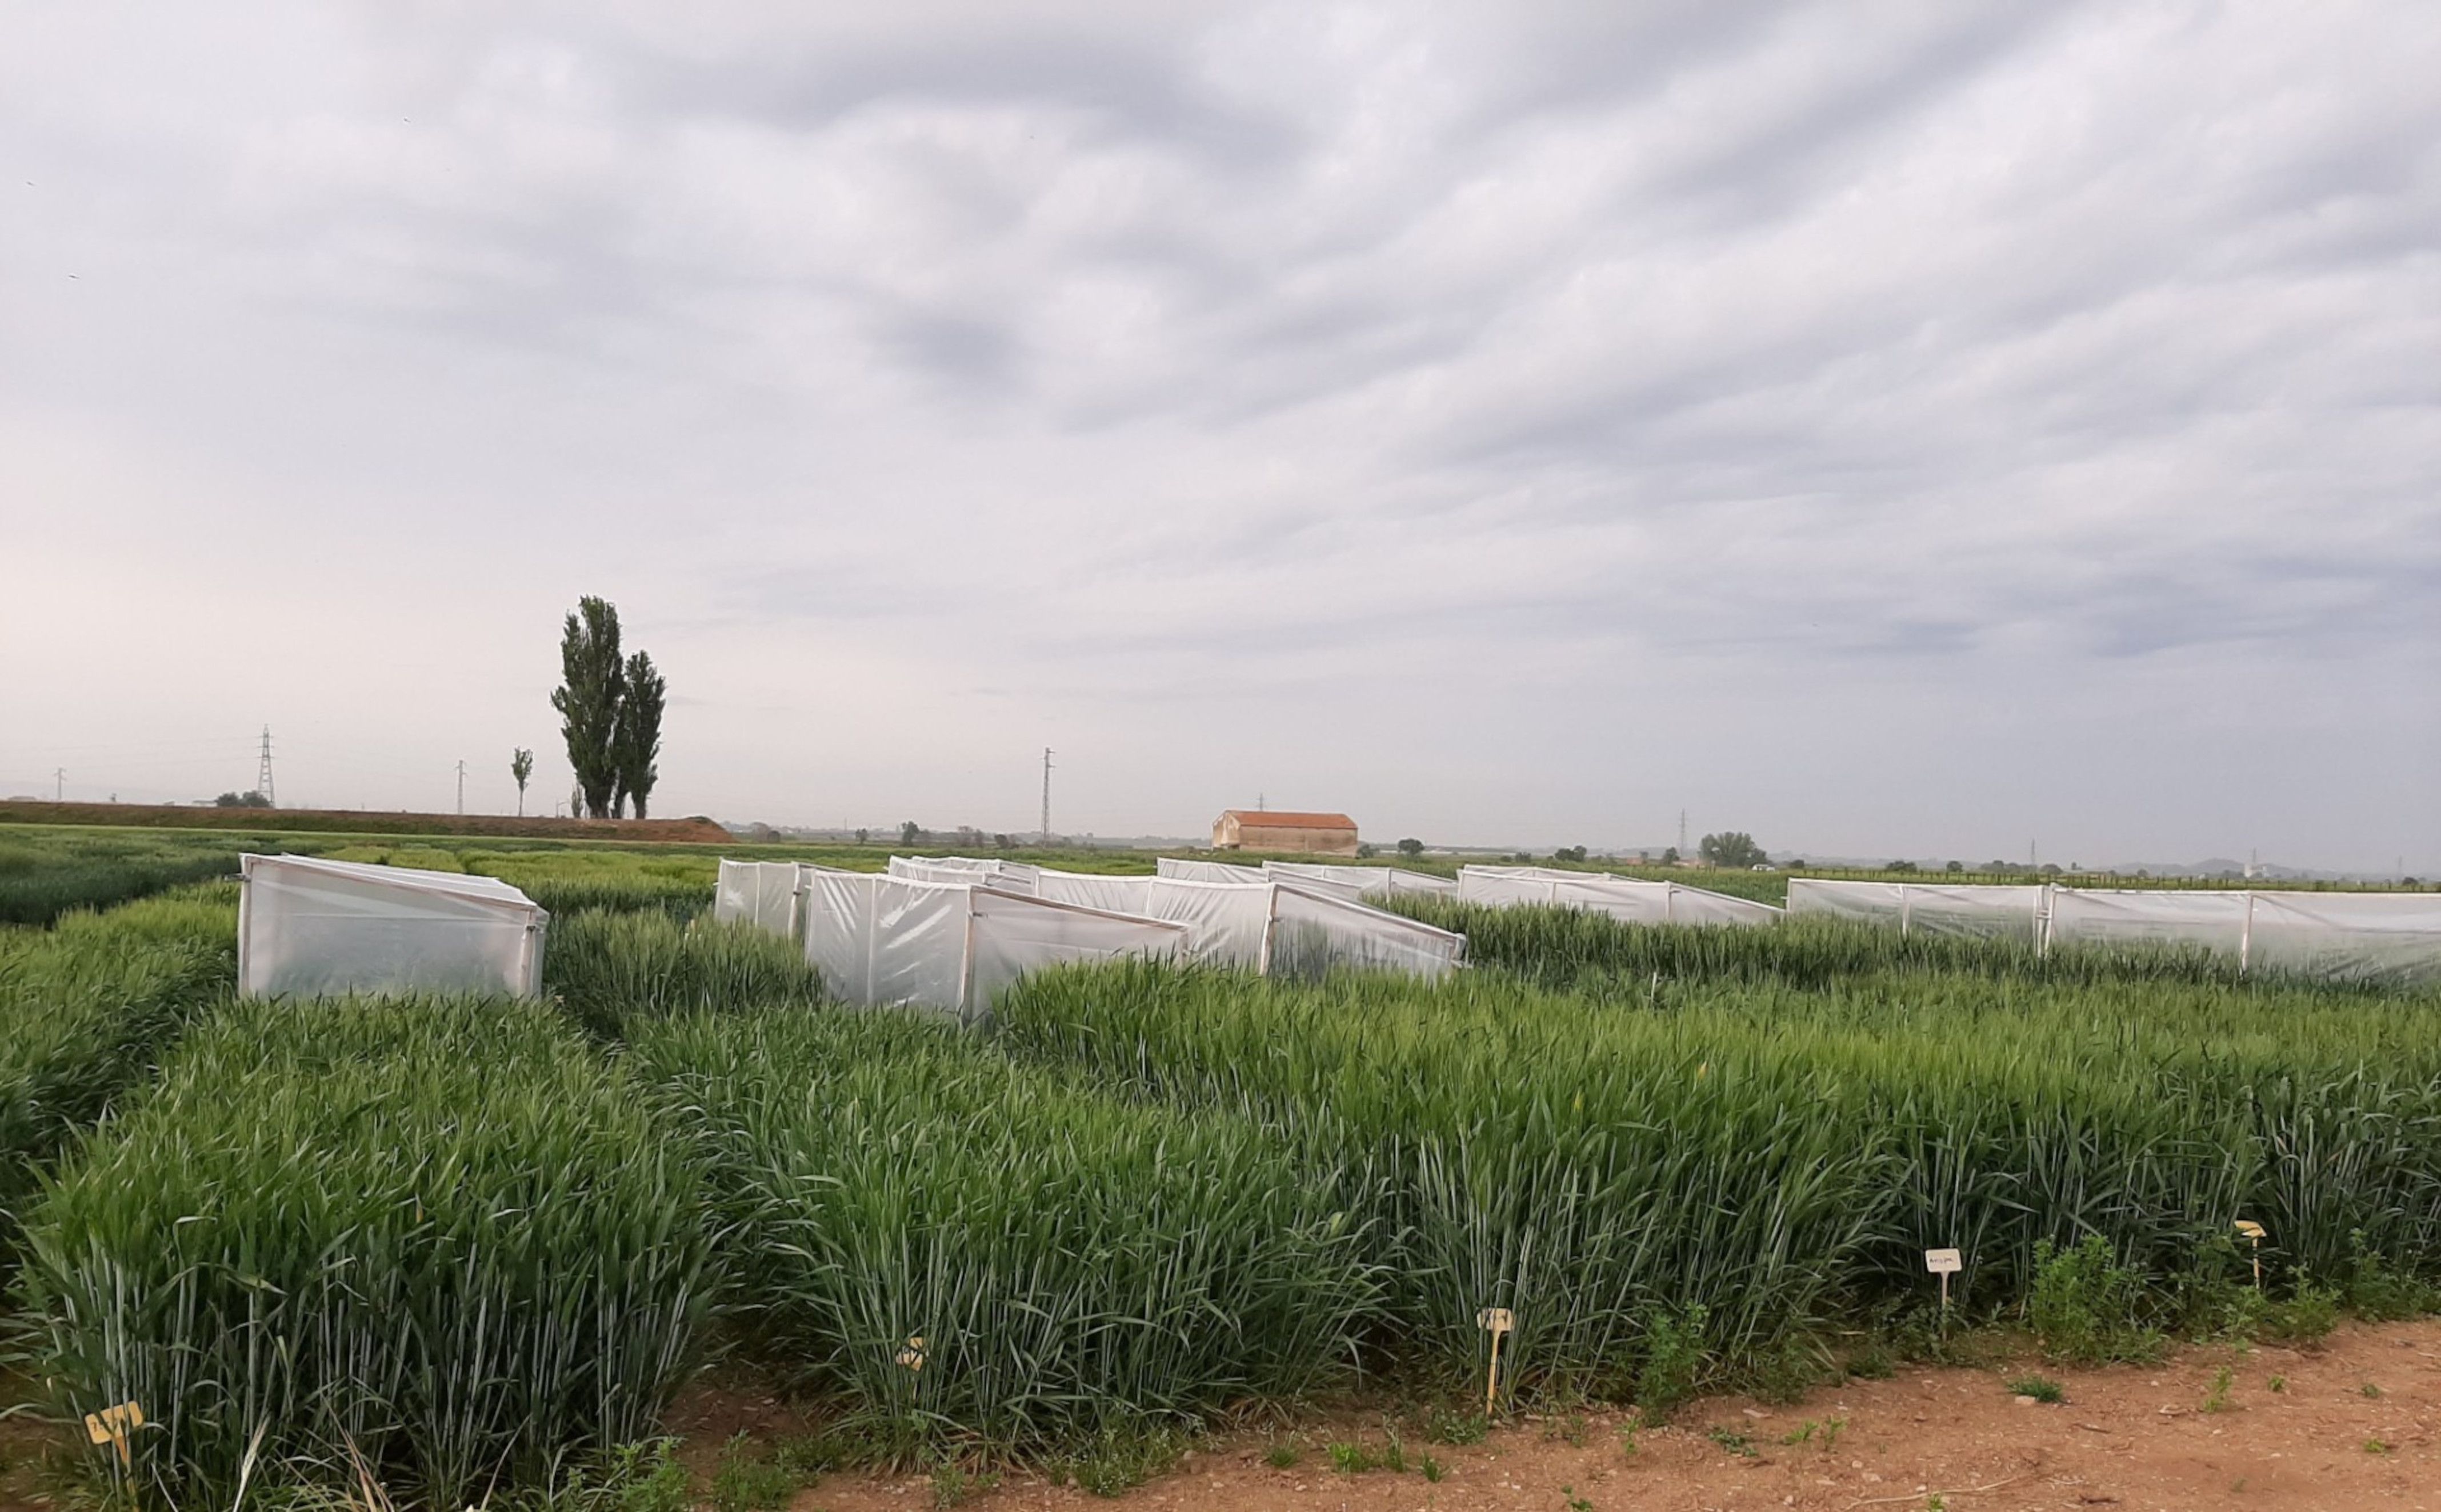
[1237,823,1359,857]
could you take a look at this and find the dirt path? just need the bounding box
[771,1319,2441,1512]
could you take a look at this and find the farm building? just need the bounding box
[1211,809,1360,855]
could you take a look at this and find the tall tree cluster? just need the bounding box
[551,597,667,819]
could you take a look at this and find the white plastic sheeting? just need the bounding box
[714,859,806,938]
[1787,878,2441,984]
[1035,870,1467,978]
[1260,861,1459,900]
[1156,857,1267,885]
[1784,879,2048,945]
[1456,866,1782,927]
[887,855,1042,895]
[802,869,1189,1024]
[237,853,547,999]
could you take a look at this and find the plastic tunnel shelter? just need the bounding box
[1787,878,2441,985]
[238,853,547,999]
[1035,870,1468,979]
[1260,860,1459,900]
[714,859,807,938]
[1155,856,1267,885]
[887,855,1043,895]
[1456,866,1782,927]
[801,869,1190,1025]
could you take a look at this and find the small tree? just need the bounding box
[1553,845,1588,863]
[510,748,534,817]
[1944,859,1964,874]
[900,821,922,845]
[1659,846,1680,866]
[212,790,269,809]
[1396,837,1424,857]
[1698,831,1764,869]
[855,827,871,844]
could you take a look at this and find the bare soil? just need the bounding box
[698,1319,2441,1512]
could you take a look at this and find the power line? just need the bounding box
[257,726,277,807]
[456,759,467,816]
[55,767,65,802]
[1040,748,1054,843]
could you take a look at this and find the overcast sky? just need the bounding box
[3,2,2435,868]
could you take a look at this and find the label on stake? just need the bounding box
[1476,1307,1514,1334]
[1923,1249,1962,1275]
[2234,1221,2266,1241]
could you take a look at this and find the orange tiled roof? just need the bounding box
[1222,810,1357,830]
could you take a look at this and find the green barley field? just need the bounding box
[2,821,2436,1507]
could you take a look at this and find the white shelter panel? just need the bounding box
[1268,885,1467,980]
[714,859,804,938]
[967,891,1190,1009]
[2247,891,2441,985]
[238,854,546,999]
[1157,857,1267,885]
[1035,870,1159,915]
[1784,879,2044,943]
[888,855,1041,895]
[2048,889,2251,957]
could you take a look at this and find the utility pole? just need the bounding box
[1040,748,1053,844]
[456,760,467,815]
[54,767,65,802]
[1678,809,1688,858]
[256,726,277,807]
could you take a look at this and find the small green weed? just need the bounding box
[1562,1485,1592,1512]
[711,1435,799,1512]
[1704,1426,1756,1458]
[2364,1438,2390,1455]
[1423,1406,1488,1445]
[2027,1236,2163,1365]
[2203,1367,2234,1414]
[1326,1441,1381,1474]
[2267,1374,2287,1393]
[2359,1381,2382,1399]
[1781,1420,1816,1445]
[1263,1442,1299,1470]
[929,1464,999,1508]
[1637,1304,1708,1424]
[1419,1455,1445,1483]
[2006,1374,2065,1404]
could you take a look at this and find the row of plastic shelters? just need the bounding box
[1153,855,1459,898]
[1455,865,1783,927]
[1786,878,2441,985]
[1033,869,1466,977]
[714,858,1468,1022]
[237,854,549,999]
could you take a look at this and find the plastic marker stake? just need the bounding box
[1924,1248,1963,1323]
[84,1402,143,1466]
[1477,1307,1515,1417]
[2235,1221,2267,1287]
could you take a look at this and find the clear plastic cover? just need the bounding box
[2242,891,2441,985]
[1156,857,1268,885]
[1262,861,1459,899]
[1267,883,1467,979]
[1783,879,2047,944]
[714,859,805,937]
[1034,870,1160,915]
[805,868,1189,1022]
[237,854,546,999]
[1458,867,1778,926]
[887,855,1042,895]
[966,889,1190,1007]
[2047,888,2251,955]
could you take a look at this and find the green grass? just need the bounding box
[0,828,299,924]
[15,993,713,1510]
[998,956,2441,1395]
[626,1007,1381,1454]
[0,886,237,1259]
[542,907,823,1038]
